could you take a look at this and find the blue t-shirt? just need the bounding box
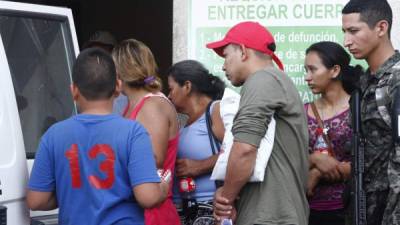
[173,103,219,203]
[28,114,160,225]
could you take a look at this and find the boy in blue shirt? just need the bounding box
[26,48,169,225]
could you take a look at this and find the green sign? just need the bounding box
[188,0,366,103]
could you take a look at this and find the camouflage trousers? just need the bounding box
[380,188,400,225]
[366,190,389,225]
[344,189,400,225]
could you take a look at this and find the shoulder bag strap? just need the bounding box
[310,102,324,129]
[205,101,221,155]
[310,102,335,157]
[205,101,224,188]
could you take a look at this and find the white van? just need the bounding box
[0,2,79,224]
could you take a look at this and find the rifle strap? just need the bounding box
[310,102,335,157]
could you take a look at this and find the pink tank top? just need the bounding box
[123,93,181,225]
[304,103,352,211]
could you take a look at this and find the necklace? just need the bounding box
[320,110,331,135]
[318,101,340,136]
[319,98,351,135]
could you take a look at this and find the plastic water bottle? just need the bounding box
[179,177,196,193]
[179,177,197,219]
[179,177,196,204]
[314,127,331,155]
[222,218,233,225]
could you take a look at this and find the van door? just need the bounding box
[0,2,79,224]
[0,29,30,225]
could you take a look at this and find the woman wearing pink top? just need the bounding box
[304,41,363,225]
[112,39,181,225]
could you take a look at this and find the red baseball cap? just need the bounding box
[206,21,284,71]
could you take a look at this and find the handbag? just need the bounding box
[211,88,276,182]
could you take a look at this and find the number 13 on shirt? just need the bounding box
[65,144,116,189]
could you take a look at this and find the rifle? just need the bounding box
[351,89,366,225]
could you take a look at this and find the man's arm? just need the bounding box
[214,141,257,221]
[27,132,57,211]
[222,141,257,203]
[133,180,169,209]
[26,190,57,211]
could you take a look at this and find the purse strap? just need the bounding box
[205,101,221,155]
[310,102,335,157]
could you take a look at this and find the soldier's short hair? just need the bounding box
[342,0,393,36]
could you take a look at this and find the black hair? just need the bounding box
[167,60,225,100]
[306,41,363,94]
[72,48,117,100]
[342,0,392,36]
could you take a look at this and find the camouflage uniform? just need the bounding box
[359,51,400,225]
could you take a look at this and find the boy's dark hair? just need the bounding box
[306,41,363,94]
[342,0,393,36]
[72,48,117,100]
[167,60,225,100]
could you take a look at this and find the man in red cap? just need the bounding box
[207,21,309,225]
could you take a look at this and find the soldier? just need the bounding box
[342,0,400,224]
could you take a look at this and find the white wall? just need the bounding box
[389,0,400,50]
[172,0,188,63]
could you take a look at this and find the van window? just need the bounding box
[0,14,77,158]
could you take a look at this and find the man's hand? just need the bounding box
[176,158,201,177]
[213,187,237,223]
